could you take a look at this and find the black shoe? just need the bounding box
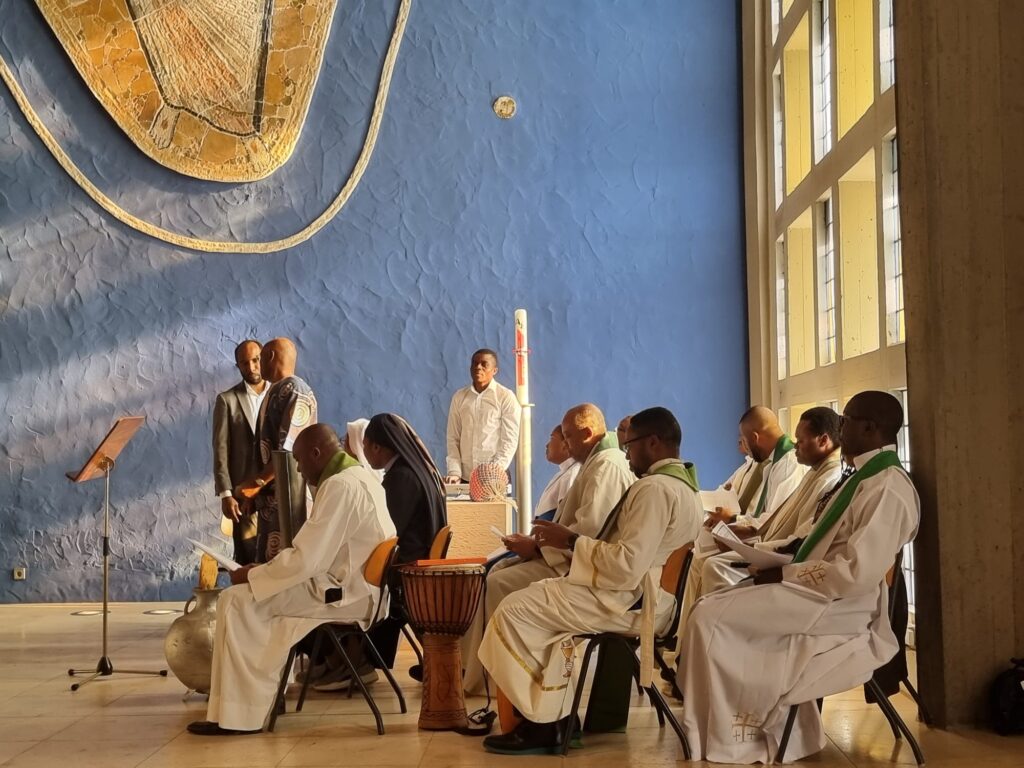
[482,716,579,755]
[187,721,262,736]
[408,664,423,682]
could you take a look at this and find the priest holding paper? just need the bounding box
[478,407,702,755]
[682,407,803,631]
[678,391,919,763]
[187,424,395,736]
[695,407,844,598]
[461,404,631,696]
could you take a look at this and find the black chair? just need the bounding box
[267,537,408,735]
[776,553,926,765]
[653,545,694,701]
[557,544,695,758]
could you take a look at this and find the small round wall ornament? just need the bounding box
[493,96,517,119]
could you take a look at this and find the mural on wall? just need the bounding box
[0,0,412,251]
[35,0,338,182]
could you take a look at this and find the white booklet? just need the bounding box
[710,523,792,569]
[187,538,241,572]
[699,488,741,516]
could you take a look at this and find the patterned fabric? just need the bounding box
[469,462,508,501]
[253,375,317,562]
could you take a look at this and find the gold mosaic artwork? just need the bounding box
[35,0,339,182]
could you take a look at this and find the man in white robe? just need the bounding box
[682,406,804,631]
[462,404,632,696]
[187,424,396,735]
[534,424,582,520]
[698,407,844,599]
[678,391,920,764]
[478,407,703,755]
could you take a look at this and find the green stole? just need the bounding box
[594,432,620,454]
[751,435,796,518]
[317,450,360,489]
[792,450,904,563]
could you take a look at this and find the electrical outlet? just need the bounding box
[12,567,26,581]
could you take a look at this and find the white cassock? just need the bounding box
[698,452,844,598]
[205,464,396,731]
[678,446,919,764]
[445,379,521,479]
[535,458,581,518]
[461,441,631,695]
[478,458,703,723]
[680,444,805,636]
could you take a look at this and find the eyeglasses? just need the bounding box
[620,433,654,450]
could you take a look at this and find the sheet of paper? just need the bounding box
[700,488,741,516]
[489,525,506,541]
[187,538,241,572]
[710,525,792,569]
[695,527,719,554]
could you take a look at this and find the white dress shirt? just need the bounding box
[243,381,268,434]
[445,379,522,479]
[534,459,581,518]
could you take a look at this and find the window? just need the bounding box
[892,387,915,639]
[774,70,785,207]
[776,238,788,377]
[884,137,905,344]
[818,198,838,365]
[815,0,834,160]
[880,0,895,91]
[772,0,782,42]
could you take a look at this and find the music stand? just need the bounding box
[66,416,168,691]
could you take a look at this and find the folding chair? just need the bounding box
[776,552,925,765]
[400,525,453,667]
[557,543,695,758]
[267,537,407,735]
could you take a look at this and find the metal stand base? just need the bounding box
[69,657,167,691]
[68,459,167,692]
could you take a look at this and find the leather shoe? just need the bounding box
[482,716,580,755]
[187,721,261,736]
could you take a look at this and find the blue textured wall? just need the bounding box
[0,0,746,602]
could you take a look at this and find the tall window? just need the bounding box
[879,0,895,91]
[885,137,905,344]
[772,0,782,42]
[776,238,788,377]
[774,70,784,208]
[815,0,833,160]
[892,388,915,635]
[818,198,837,365]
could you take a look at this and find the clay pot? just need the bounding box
[164,588,220,693]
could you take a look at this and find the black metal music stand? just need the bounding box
[66,416,168,691]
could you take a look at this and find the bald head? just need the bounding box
[561,403,608,463]
[739,405,786,462]
[293,423,342,487]
[840,391,904,457]
[260,337,297,383]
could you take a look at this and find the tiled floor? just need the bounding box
[0,602,1019,766]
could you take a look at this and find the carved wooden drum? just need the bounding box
[400,562,485,730]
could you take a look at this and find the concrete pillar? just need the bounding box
[895,0,1024,727]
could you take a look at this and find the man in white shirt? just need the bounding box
[678,391,919,763]
[188,424,396,736]
[445,349,521,483]
[212,340,268,565]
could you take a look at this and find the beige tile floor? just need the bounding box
[0,602,1020,766]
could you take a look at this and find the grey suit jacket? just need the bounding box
[213,382,259,495]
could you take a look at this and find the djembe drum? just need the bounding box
[400,561,485,730]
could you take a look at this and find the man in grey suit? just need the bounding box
[213,340,268,565]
